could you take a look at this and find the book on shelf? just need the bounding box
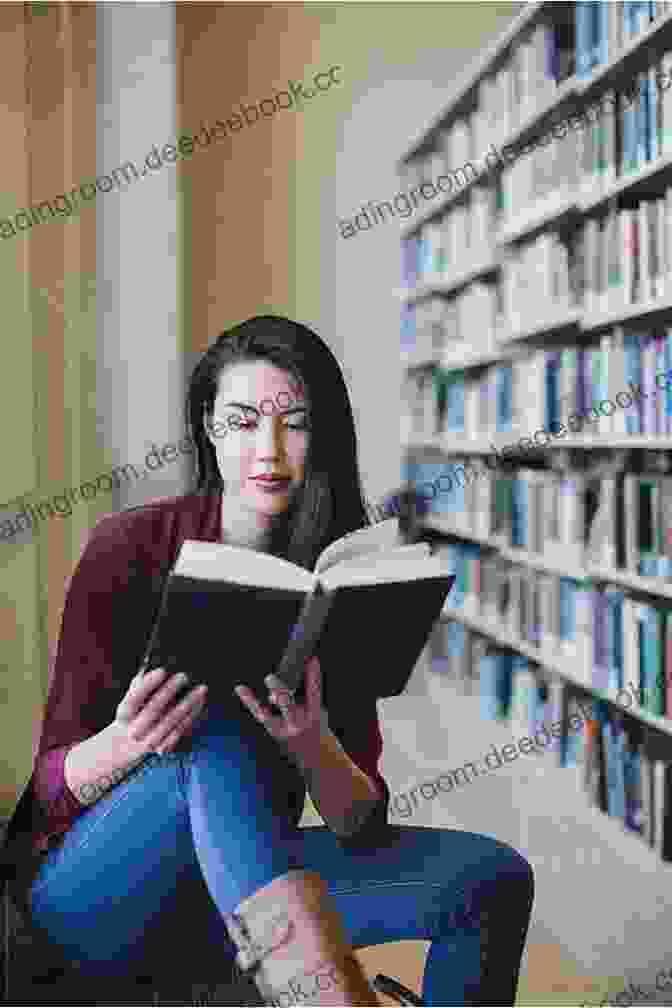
[141,519,455,708]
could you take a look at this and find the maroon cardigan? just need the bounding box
[24,490,390,860]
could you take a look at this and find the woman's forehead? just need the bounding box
[217,361,305,403]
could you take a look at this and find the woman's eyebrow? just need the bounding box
[222,401,259,414]
[279,405,308,415]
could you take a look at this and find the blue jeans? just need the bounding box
[27,702,534,1005]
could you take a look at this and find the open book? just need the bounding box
[141,519,455,708]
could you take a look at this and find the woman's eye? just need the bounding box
[285,419,309,431]
[237,420,257,430]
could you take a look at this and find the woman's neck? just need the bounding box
[219,495,277,552]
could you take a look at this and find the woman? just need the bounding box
[19,315,534,1005]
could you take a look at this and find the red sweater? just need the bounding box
[26,490,390,859]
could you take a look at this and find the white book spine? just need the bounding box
[600,332,611,435]
[639,202,651,303]
[663,52,672,156]
[657,198,667,300]
[653,760,666,857]
[622,597,639,701]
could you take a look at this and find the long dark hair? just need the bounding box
[186,315,371,569]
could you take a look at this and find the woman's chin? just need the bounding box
[244,486,293,517]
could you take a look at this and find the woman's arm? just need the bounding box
[235,656,388,839]
[64,667,208,806]
[286,726,385,837]
[63,723,146,805]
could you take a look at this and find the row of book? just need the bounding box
[433,621,672,856]
[407,183,672,331]
[401,5,672,222]
[403,188,497,290]
[406,456,672,578]
[494,65,672,219]
[583,196,672,315]
[577,1,670,80]
[401,325,672,441]
[399,14,575,195]
[400,288,504,365]
[503,231,579,331]
[435,539,672,715]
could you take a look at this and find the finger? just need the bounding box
[156,692,208,752]
[155,701,204,754]
[305,656,321,709]
[235,685,274,725]
[132,672,193,737]
[143,684,207,747]
[125,665,168,705]
[267,687,295,709]
[117,666,169,720]
[264,674,289,692]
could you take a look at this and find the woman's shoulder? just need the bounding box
[85,490,218,560]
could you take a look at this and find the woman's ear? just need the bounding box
[203,411,221,446]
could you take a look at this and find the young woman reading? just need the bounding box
[22,316,534,1005]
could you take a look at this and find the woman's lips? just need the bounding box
[250,476,292,492]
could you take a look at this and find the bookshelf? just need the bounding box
[399,0,672,866]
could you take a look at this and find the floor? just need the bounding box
[297,675,633,1008]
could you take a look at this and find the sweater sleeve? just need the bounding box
[333,704,393,851]
[31,514,138,845]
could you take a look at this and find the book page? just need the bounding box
[320,552,446,591]
[315,517,401,575]
[176,540,314,592]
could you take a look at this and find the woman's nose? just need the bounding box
[254,417,283,458]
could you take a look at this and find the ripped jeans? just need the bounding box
[27,701,534,1005]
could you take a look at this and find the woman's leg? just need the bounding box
[299,824,534,1007]
[27,702,309,986]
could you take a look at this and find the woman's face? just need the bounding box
[206,360,309,521]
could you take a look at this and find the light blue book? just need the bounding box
[647,68,659,162]
[445,371,465,433]
[613,722,627,822]
[623,332,642,434]
[622,85,638,174]
[596,0,609,65]
[665,329,672,435]
[605,589,624,691]
[558,578,577,650]
[575,1,594,81]
[479,650,512,721]
[638,72,649,166]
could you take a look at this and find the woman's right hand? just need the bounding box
[113,666,208,757]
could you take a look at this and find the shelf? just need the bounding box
[581,154,672,213]
[399,1,546,166]
[502,307,582,344]
[440,341,518,372]
[399,256,500,304]
[582,294,672,332]
[498,74,579,155]
[440,603,672,738]
[403,427,672,454]
[399,170,482,239]
[425,517,672,600]
[496,193,579,246]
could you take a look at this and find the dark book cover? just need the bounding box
[141,559,454,710]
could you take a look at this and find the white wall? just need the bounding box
[96,2,186,511]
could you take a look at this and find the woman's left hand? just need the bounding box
[234,655,324,751]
